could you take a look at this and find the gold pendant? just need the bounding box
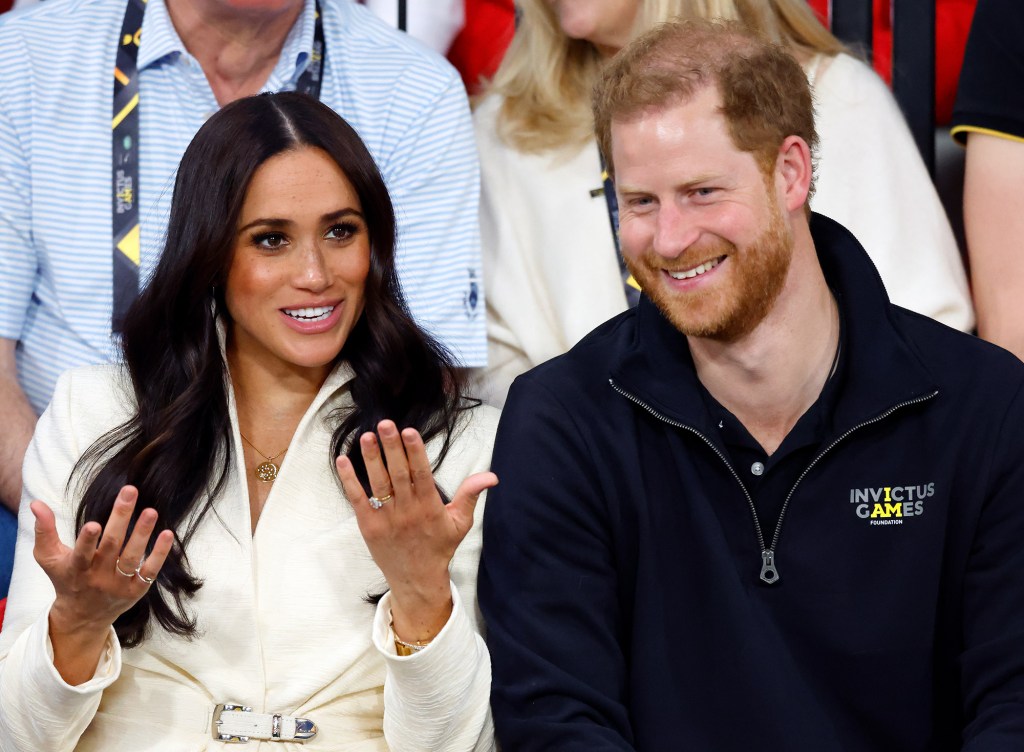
[255,461,279,483]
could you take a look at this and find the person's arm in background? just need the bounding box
[0,339,36,513]
[951,0,1024,356]
[378,62,487,369]
[0,28,42,514]
[962,133,1024,358]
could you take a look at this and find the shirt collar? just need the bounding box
[138,0,184,70]
[138,0,319,86]
[275,0,319,90]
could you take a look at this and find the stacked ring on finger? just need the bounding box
[368,492,394,510]
[115,557,139,578]
[135,555,156,584]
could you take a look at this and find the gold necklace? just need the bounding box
[238,430,287,483]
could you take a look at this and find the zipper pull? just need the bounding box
[760,550,779,584]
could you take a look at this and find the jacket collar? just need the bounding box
[609,213,938,439]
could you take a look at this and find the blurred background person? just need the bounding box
[474,0,974,407]
[0,93,498,751]
[361,0,516,95]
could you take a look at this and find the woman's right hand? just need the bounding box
[30,485,174,684]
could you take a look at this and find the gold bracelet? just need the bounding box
[391,620,432,656]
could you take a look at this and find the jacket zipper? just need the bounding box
[609,379,938,585]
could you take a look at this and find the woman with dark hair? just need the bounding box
[0,92,498,751]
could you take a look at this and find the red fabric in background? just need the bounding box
[447,0,515,96]
[806,0,976,124]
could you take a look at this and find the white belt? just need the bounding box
[212,703,318,744]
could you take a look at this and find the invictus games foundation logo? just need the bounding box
[849,483,935,526]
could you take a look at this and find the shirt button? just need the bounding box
[751,462,765,476]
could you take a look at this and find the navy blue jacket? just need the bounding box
[480,215,1024,751]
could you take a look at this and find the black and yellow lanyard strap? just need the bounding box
[111,0,326,333]
[597,153,641,306]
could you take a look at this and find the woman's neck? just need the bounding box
[226,343,329,432]
[226,341,330,533]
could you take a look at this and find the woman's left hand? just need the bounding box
[336,419,497,645]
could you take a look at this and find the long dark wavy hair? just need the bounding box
[72,92,468,648]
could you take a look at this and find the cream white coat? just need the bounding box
[0,363,499,751]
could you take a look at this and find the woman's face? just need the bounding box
[547,0,642,56]
[224,146,371,380]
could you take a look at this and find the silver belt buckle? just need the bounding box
[212,704,252,744]
[212,703,318,743]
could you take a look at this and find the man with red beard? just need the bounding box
[479,19,1024,752]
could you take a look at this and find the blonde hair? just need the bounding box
[487,0,845,154]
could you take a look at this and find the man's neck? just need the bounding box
[689,225,839,456]
[165,0,304,106]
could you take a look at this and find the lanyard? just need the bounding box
[111,0,326,333]
[598,154,642,307]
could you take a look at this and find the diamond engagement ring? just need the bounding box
[368,493,394,510]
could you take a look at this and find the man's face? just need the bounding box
[612,87,794,342]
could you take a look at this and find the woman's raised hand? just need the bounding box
[30,485,174,684]
[335,420,497,647]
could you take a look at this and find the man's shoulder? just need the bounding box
[895,306,1024,399]
[55,363,130,401]
[0,0,122,90]
[44,363,135,430]
[0,0,121,35]
[509,309,637,408]
[321,0,461,92]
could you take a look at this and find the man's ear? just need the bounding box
[775,135,812,213]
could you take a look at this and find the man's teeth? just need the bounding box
[284,305,334,321]
[668,257,722,280]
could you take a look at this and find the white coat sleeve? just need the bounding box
[372,583,494,752]
[0,369,122,752]
[370,407,497,752]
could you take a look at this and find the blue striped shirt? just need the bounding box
[0,0,486,413]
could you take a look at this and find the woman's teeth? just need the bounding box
[284,305,334,321]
